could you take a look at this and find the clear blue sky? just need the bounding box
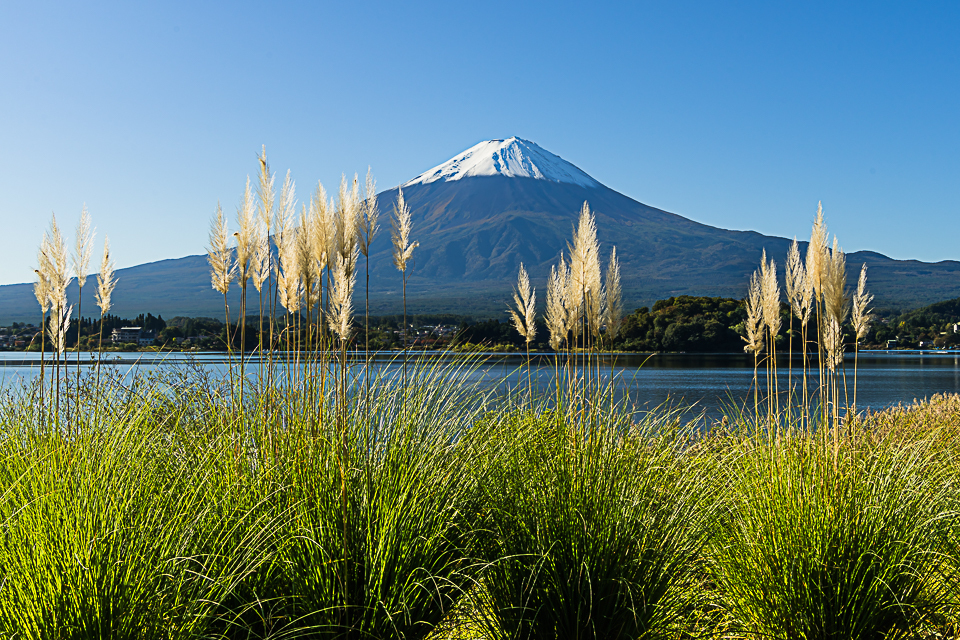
[2,1,958,285]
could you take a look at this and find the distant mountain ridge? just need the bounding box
[0,138,957,323]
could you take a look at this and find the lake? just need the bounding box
[3,350,959,421]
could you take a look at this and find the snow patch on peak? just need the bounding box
[402,137,601,188]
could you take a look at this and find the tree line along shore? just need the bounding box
[4,294,959,353]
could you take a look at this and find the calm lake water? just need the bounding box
[4,350,960,420]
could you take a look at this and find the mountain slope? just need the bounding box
[359,175,959,315]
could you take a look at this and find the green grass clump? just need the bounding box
[0,374,275,639]
[470,404,714,639]
[246,365,486,638]
[2,361,960,638]
[708,424,958,639]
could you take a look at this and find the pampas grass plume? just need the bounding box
[335,174,361,274]
[278,222,302,314]
[309,181,330,274]
[298,204,320,309]
[743,269,764,355]
[546,256,569,351]
[328,251,357,342]
[96,236,117,315]
[566,201,600,333]
[275,171,296,261]
[760,250,781,338]
[73,205,94,288]
[257,146,276,234]
[335,176,350,253]
[35,234,52,313]
[47,213,71,306]
[392,187,418,272]
[251,222,270,293]
[208,202,234,295]
[360,167,379,257]
[823,236,849,328]
[45,213,72,357]
[605,246,623,339]
[235,177,256,287]
[786,237,809,322]
[509,263,536,344]
[33,268,50,314]
[853,263,874,341]
[806,201,828,300]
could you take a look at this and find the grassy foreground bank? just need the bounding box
[2,363,960,639]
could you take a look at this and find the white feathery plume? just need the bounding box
[277,271,303,315]
[309,181,330,274]
[44,213,72,357]
[208,202,234,295]
[743,269,764,355]
[852,263,874,341]
[760,250,781,339]
[257,146,276,236]
[235,177,256,288]
[566,202,600,334]
[786,238,807,321]
[604,246,623,339]
[34,269,51,315]
[392,187,418,272]
[806,202,829,301]
[359,167,379,257]
[328,250,357,342]
[35,234,52,314]
[546,255,569,351]
[274,170,296,266]
[509,263,536,344]
[73,205,94,288]
[277,223,302,314]
[96,236,117,315]
[324,194,338,271]
[251,222,270,293]
[335,174,361,275]
[823,236,849,329]
[43,214,72,362]
[298,204,320,309]
[46,214,72,308]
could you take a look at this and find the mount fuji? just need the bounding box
[402,137,601,188]
[0,137,957,322]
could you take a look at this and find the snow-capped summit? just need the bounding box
[403,137,601,188]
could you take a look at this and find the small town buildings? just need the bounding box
[111,327,157,345]
[112,327,141,343]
